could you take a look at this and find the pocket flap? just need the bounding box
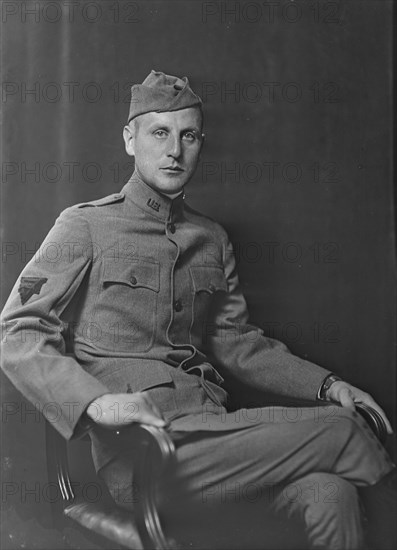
[98,360,173,393]
[102,258,160,292]
[190,265,228,293]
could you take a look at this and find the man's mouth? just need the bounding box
[161,166,184,172]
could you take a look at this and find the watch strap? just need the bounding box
[317,373,342,401]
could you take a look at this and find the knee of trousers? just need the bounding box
[273,473,360,517]
[272,473,364,549]
[319,407,362,440]
[319,407,393,485]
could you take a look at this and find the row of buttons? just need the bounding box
[169,219,178,308]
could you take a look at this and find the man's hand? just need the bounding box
[86,392,169,429]
[327,381,393,435]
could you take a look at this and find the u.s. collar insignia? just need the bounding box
[18,277,48,305]
[147,198,160,212]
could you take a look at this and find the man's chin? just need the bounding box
[148,177,187,197]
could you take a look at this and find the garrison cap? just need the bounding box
[127,70,202,123]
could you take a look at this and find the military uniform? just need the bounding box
[2,70,395,548]
[0,174,337,464]
[1,175,394,539]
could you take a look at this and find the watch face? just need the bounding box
[355,403,388,445]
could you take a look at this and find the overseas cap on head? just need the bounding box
[127,70,202,123]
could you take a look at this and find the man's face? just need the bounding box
[123,107,204,196]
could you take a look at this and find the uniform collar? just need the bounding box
[121,173,185,222]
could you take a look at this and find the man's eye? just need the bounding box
[154,130,167,138]
[183,132,196,141]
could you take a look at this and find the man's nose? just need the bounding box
[167,135,182,159]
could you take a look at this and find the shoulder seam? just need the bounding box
[76,193,125,208]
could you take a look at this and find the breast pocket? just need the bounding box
[94,257,160,352]
[189,265,228,347]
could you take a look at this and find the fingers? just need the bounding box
[338,386,395,436]
[86,392,168,429]
[355,396,394,435]
[374,406,393,435]
[133,392,169,428]
[132,407,168,427]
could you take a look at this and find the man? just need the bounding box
[1,70,396,549]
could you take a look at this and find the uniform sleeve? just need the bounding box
[204,236,331,401]
[1,207,109,439]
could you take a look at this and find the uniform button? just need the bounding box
[208,283,216,292]
[130,276,137,285]
[169,223,176,234]
[174,299,183,312]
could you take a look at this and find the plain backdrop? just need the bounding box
[1,1,395,548]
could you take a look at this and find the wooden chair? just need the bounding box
[45,403,387,550]
[45,422,176,550]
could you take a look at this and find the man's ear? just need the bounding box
[123,124,135,157]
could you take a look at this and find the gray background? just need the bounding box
[1,1,395,548]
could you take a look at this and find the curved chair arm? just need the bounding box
[45,421,76,505]
[133,424,176,549]
[355,403,388,445]
[45,421,176,550]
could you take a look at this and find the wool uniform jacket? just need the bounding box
[1,175,331,470]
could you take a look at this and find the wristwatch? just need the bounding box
[317,373,342,401]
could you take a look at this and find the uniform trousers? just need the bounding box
[98,391,394,550]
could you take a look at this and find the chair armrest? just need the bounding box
[132,425,176,549]
[355,403,388,444]
[46,421,177,549]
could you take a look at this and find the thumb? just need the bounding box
[139,410,168,427]
[136,400,169,427]
[338,387,356,410]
